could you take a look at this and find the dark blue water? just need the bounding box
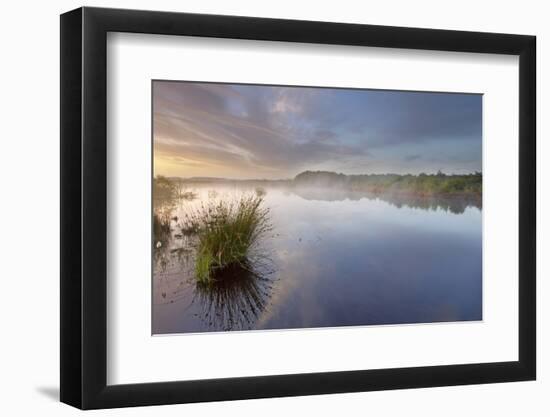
[153,186,482,334]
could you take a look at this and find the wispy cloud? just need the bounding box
[153,81,482,178]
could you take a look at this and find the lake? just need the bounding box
[152,184,482,334]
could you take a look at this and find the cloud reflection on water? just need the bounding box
[152,185,482,334]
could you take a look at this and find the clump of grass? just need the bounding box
[255,187,266,197]
[189,195,272,284]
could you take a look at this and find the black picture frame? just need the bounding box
[60,6,536,410]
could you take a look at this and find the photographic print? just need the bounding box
[152,81,482,335]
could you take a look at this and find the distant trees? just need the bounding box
[155,171,482,198]
[293,170,482,196]
[293,171,348,187]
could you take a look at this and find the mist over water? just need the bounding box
[153,184,482,334]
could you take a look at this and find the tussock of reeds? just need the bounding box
[185,195,271,284]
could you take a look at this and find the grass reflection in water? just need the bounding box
[153,191,276,331]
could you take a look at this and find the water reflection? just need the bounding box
[154,252,276,332]
[152,184,482,334]
[191,261,276,331]
[290,187,481,214]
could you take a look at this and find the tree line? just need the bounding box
[293,170,482,195]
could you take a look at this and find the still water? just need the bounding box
[152,185,482,334]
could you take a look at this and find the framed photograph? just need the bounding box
[60,6,536,409]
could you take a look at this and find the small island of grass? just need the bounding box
[185,195,272,284]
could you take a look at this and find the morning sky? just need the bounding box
[153,81,482,179]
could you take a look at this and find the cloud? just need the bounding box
[270,91,304,114]
[153,81,481,178]
[404,154,421,162]
[153,82,370,178]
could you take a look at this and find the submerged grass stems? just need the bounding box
[187,195,272,284]
[153,211,171,248]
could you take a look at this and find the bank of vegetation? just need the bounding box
[293,170,482,196]
[157,170,482,197]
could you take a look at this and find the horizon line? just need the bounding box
[155,169,483,182]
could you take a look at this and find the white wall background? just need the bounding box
[0,0,545,415]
